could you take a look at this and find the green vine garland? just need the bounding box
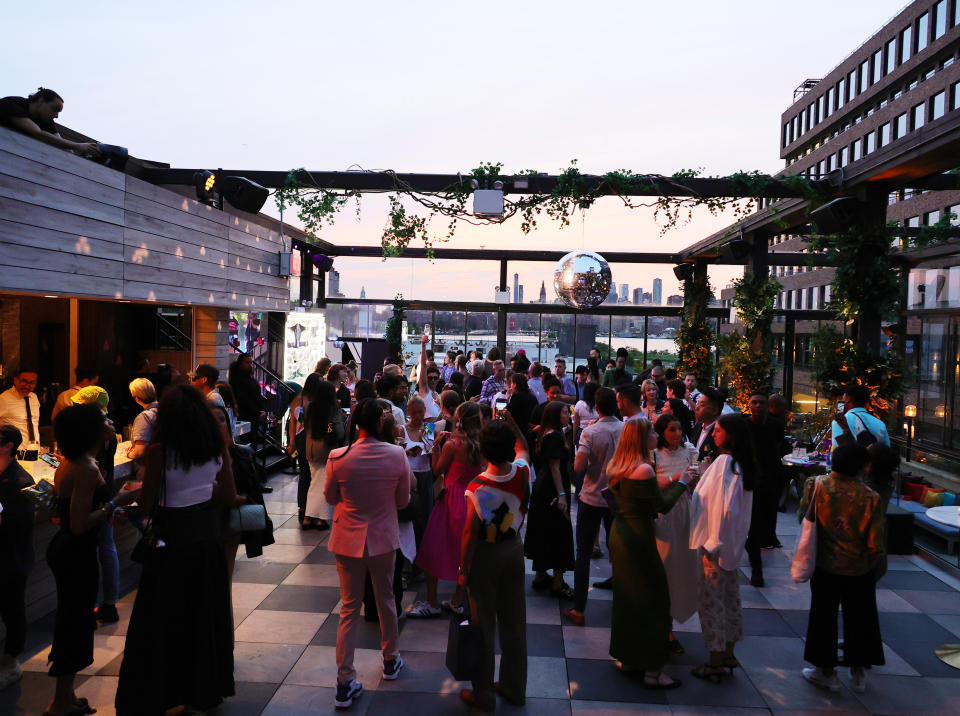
[384,293,407,362]
[718,272,782,412]
[274,162,825,258]
[675,273,715,385]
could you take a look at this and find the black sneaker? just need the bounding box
[95,604,120,623]
[335,679,363,709]
[593,577,613,590]
[382,655,404,680]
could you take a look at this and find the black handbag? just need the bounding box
[446,612,483,681]
[131,452,166,564]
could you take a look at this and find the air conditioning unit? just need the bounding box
[473,189,504,218]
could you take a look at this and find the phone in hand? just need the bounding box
[836,401,845,416]
[494,398,508,419]
[40,452,61,468]
[406,445,423,457]
[423,422,436,441]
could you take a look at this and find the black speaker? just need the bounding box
[810,197,862,234]
[219,176,269,213]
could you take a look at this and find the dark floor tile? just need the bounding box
[581,598,612,627]
[300,545,337,564]
[565,658,668,703]
[363,690,482,715]
[494,623,564,657]
[311,611,407,649]
[742,607,796,637]
[664,635,711,667]
[211,681,280,715]
[257,585,342,613]
[0,671,87,716]
[778,609,810,638]
[233,560,297,585]
[663,661,767,708]
[879,611,958,645]
[879,570,957,592]
[890,638,960,677]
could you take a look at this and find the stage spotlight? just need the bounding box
[673,263,695,281]
[194,170,217,205]
[727,239,752,260]
[311,254,334,272]
[810,197,862,234]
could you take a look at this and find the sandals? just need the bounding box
[643,671,682,690]
[691,662,730,683]
[550,582,575,600]
[723,656,740,671]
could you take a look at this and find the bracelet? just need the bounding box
[558,492,567,496]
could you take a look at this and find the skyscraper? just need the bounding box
[608,281,617,304]
[632,287,642,305]
[653,278,662,305]
[539,280,547,304]
[328,268,344,298]
[513,272,519,303]
[519,285,524,303]
[619,284,629,302]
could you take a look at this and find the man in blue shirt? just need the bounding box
[831,384,890,448]
[554,358,578,400]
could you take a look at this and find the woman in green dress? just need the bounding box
[606,417,694,689]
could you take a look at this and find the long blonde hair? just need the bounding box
[606,417,654,488]
[453,402,483,465]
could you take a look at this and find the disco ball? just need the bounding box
[554,251,613,309]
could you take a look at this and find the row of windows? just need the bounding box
[782,0,956,148]
[777,285,831,311]
[785,49,957,167]
[890,202,960,249]
[792,80,959,180]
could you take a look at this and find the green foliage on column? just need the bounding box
[676,274,715,385]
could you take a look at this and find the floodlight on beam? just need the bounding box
[192,171,270,213]
[810,197,863,235]
[727,239,752,260]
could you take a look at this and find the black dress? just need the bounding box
[115,462,234,715]
[46,483,110,675]
[523,431,575,572]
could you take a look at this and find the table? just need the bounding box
[19,440,137,486]
[926,505,960,670]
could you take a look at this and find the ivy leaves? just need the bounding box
[273,161,820,258]
[676,274,715,385]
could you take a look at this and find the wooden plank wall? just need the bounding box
[0,127,291,310]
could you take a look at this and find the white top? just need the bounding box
[689,454,753,570]
[422,389,442,420]
[573,400,598,428]
[160,454,222,508]
[0,387,40,444]
[402,424,433,472]
[653,443,698,485]
[528,378,547,404]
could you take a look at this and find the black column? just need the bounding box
[299,250,314,305]
[498,259,508,357]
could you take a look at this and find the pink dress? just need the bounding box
[415,443,484,581]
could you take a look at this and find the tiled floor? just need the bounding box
[5,470,960,715]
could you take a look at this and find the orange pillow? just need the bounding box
[922,489,946,508]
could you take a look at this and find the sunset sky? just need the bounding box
[4,0,909,303]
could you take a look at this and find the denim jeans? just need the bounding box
[98,518,120,606]
[573,500,612,613]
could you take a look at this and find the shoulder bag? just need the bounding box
[791,479,820,583]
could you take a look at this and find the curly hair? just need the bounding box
[152,384,224,469]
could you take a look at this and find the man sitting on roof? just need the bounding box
[0,87,100,158]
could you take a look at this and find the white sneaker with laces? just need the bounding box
[0,661,23,691]
[802,667,841,692]
[849,667,866,693]
[405,600,441,618]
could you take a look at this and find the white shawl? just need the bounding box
[688,454,753,570]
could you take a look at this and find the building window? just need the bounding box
[949,204,960,223]
[901,25,913,64]
[837,78,846,109]
[894,111,909,138]
[848,69,857,100]
[912,102,926,129]
[852,139,863,161]
[872,49,883,83]
[953,81,960,110]
[817,159,826,176]
[918,12,930,53]
[935,0,948,39]
[926,210,941,225]
[839,145,849,166]
[796,289,804,310]
[807,286,816,309]
[860,59,870,93]
[886,38,897,74]
[808,101,817,127]
[817,94,825,122]
[933,89,947,119]
[865,131,876,154]
[819,285,827,307]
[827,153,836,171]
[879,122,891,146]
[783,122,791,147]
[888,191,899,205]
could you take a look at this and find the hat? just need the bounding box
[516,349,527,356]
[71,385,110,410]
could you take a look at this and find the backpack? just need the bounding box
[852,412,878,448]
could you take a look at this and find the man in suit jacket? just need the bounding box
[692,387,724,461]
[324,399,415,709]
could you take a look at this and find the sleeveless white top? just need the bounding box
[161,454,222,507]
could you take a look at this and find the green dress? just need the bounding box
[609,476,687,670]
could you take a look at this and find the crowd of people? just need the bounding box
[0,344,899,712]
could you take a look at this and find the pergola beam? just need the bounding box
[143,167,834,199]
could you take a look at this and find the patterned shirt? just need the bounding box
[806,473,883,576]
[465,460,531,543]
[478,375,506,405]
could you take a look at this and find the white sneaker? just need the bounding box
[802,667,841,692]
[405,600,441,618]
[849,667,866,693]
[0,661,23,691]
